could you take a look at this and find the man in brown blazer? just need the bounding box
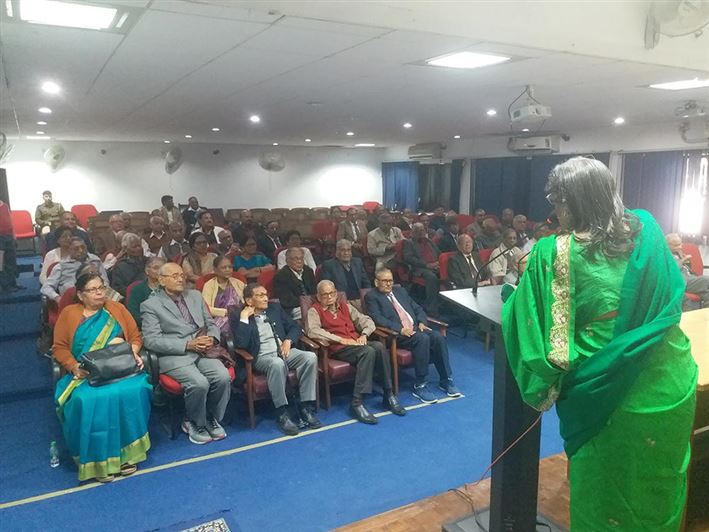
[336,208,368,255]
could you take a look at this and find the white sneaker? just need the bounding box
[181,419,212,444]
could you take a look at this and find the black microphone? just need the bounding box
[472,244,514,297]
[514,250,533,286]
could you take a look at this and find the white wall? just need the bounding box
[2,141,384,214]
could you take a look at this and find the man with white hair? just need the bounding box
[142,215,170,257]
[113,233,147,296]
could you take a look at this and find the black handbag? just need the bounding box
[80,342,141,387]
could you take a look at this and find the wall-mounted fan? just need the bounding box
[258,151,286,172]
[164,147,183,174]
[645,0,709,48]
[44,145,65,171]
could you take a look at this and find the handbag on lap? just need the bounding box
[80,343,141,386]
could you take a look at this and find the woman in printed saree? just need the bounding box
[53,272,152,483]
[502,157,697,531]
[201,254,245,337]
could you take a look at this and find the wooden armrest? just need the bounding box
[376,326,399,336]
[427,317,449,329]
[371,329,388,341]
[299,336,319,350]
[234,348,254,363]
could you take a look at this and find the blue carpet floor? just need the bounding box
[0,257,564,531]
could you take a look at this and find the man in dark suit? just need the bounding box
[45,211,94,253]
[231,209,262,245]
[273,247,316,319]
[437,215,459,253]
[447,234,491,289]
[230,283,320,436]
[181,196,201,236]
[257,220,282,261]
[365,268,460,404]
[321,239,370,307]
[336,208,367,254]
[402,222,441,316]
[141,262,231,445]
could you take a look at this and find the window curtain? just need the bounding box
[417,160,464,212]
[382,161,419,211]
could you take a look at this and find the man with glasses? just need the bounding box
[367,213,404,271]
[305,280,406,423]
[41,237,108,303]
[141,262,231,445]
[231,283,320,436]
[365,269,460,404]
[321,239,370,309]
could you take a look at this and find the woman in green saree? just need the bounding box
[502,157,697,531]
[53,272,153,483]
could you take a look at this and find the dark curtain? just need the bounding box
[382,161,419,211]
[417,159,464,211]
[622,151,684,233]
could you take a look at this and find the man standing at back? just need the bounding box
[35,190,65,235]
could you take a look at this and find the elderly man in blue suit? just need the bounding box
[364,268,460,404]
[321,239,371,308]
[230,283,320,436]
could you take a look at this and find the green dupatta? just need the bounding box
[501,209,687,457]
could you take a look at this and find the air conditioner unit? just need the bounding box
[679,119,709,144]
[507,135,561,153]
[408,142,444,160]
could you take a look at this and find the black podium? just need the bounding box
[440,285,566,532]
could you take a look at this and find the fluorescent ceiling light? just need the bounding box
[427,51,510,69]
[249,115,261,124]
[346,131,354,136]
[304,138,312,143]
[486,109,497,117]
[273,142,279,146]
[41,81,61,95]
[403,122,412,129]
[522,128,530,132]
[163,140,170,144]
[38,107,52,114]
[613,117,625,125]
[37,121,47,125]
[26,135,50,140]
[184,135,192,139]
[355,143,375,147]
[211,127,220,132]
[453,135,461,139]
[649,78,709,91]
[19,0,117,30]
[36,131,45,134]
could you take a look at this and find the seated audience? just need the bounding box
[447,234,491,289]
[367,213,404,270]
[42,237,109,303]
[500,208,515,228]
[182,196,201,235]
[40,227,73,284]
[231,209,261,244]
[126,256,165,328]
[403,222,442,316]
[231,283,321,435]
[466,208,486,236]
[394,210,413,232]
[512,214,530,249]
[429,206,447,233]
[336,208,367,254]
[52,272,151,482]
[489,228,523,284]
[182,232,218,286]
[141,216,170,257]
[365,268,460,403]
[666,233,709,307]
[201,255,245,338]
[45,212,94,253]
[192,211,224,250]
[159,221,190,263]
[93,213,125,257]
[141,262,231,444]
[112,233,147,296]
[276,230,317,271]
[35,190,65,234]
[321,239,371,308]
[437,215,459,253]
[158,195,181,224]
[101,230,126,271]
[216,229,241,260]
[273,247,316,319]
[398,208,416,232]
[475,218,502,249]
[257,220,282,260]
[234,236,274,282]
[418,213,437,239]
[120,212,133,232]
[305,280,405,423]
[366,205,386,232]
[522,223,550,253]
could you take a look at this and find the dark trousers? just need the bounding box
[333,340,392,397]
[411,267,440,315]
[0,235,18,290]
[396,329,451,384]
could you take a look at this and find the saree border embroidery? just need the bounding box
[548,234,571,370]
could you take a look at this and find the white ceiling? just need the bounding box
[1,0,708,147]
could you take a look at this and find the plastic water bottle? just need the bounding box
[49,441,60,468]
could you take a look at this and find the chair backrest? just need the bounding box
[45,261,59,278]
[299,291,347,331]
[273,245,286,263]
[682,243,704,276]
[70,204,99,229]
[479,248,493,263]
[438,251,456,281]
[362,201,381,213]
[311,220,337,241]
[394,238,407,261]
[195,273,217,292]
[10,210,34,236]
[257,268,277,295]
[58,287,77,311]
[125,280,142,302]
[457,214,475,229]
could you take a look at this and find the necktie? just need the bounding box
[388,293,413,329]
[466,255,478,276]
[352,222,359,240]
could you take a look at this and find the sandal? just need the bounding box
[96,475,115,483]
[120,464,137,476]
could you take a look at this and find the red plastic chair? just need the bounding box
[273,245,286,264]
[438,251,456,290]
[682,243,705,304]
[257,268,277,296]
[479,248,493,263]
[457,214,475,230]
[70,204,98,229]
[362,201,381,213]
[125,280,143,304]
[10,210,37,253]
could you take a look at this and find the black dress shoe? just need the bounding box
[384,393,407,416]
[299,406,322,429]
[350,403,378,424]
[277,413,300,436]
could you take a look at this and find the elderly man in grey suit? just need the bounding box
[321,239,371,309]
[141,262,231,445]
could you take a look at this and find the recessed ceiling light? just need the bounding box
[36,131,45,135]
[304,138,312,143]
[453,135,461,139]
[355,143,376,147]
[486,109,497,117]
[426,51,510,70]
[163,140,170,144]
[211,127,220,132]
[26,135,50,140]
[18,0,117,30]
[613,117,626,125]
[37,121,47,125]
[522,128,530,132]
[184,134,192,139]
[649,78,709,91]
[403,122,413,129]
[38,107,52,114]
[273,142,279,146]
[41,81,61,95]
[249,115,261,124]
[346,131,354,136]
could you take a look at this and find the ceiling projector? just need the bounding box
[510,103,552,122]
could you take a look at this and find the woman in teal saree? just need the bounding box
[53,273,152,482]
[502,157,697,531]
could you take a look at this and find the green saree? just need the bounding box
[502,210,697,531]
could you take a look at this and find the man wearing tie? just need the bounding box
[321,239,371,309]
[257,220,282,261]
[447,234,491,289]
[365,269,460,404]
[336,208,367,255]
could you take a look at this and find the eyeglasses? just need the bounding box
[160,273,187,280]
[194,240,208,246]
[377,278,394,284]
[320,290,337,297]
[81,285,106,295]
